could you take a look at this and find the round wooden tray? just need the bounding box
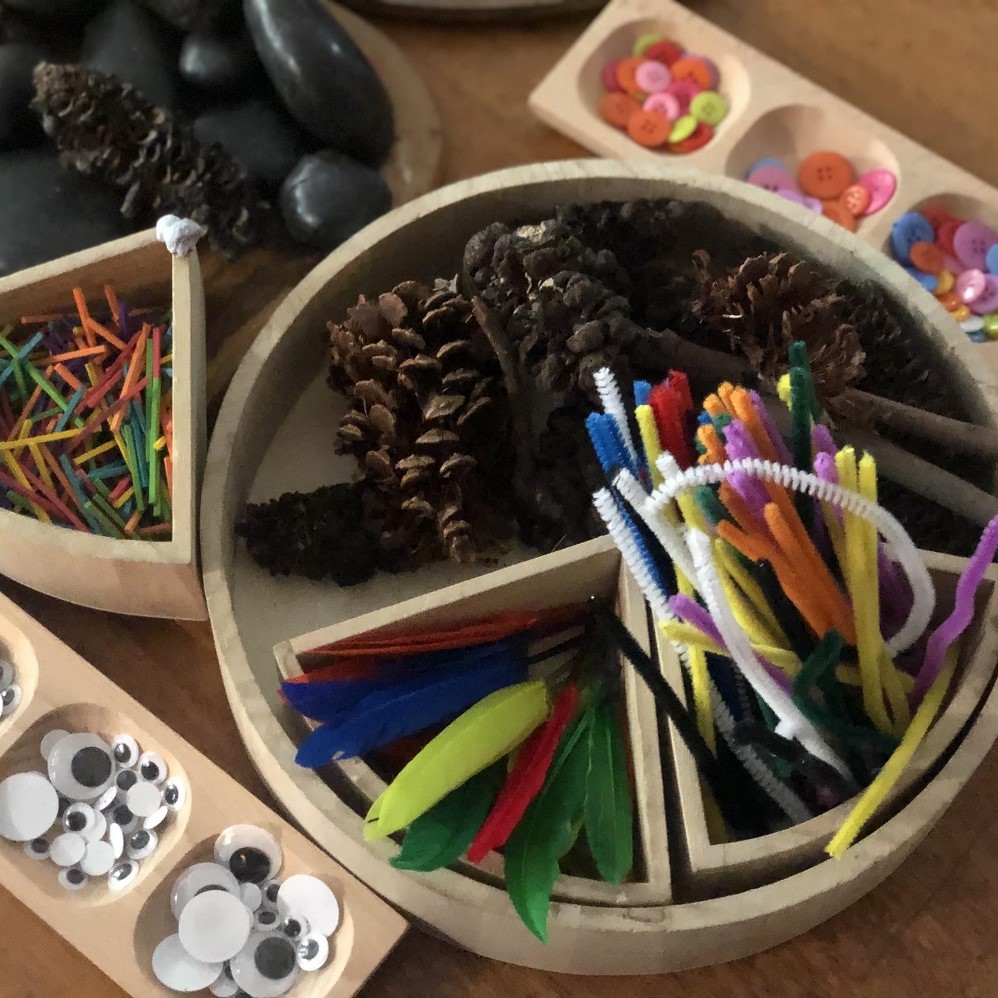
[200,161,998,974]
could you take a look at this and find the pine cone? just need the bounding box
[692,250,866,405]
[31,62,269,257]
[328,278,515,568]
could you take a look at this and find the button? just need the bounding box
[918,202,951,231]
[798,151,855,200]
[967,328,988,342]
[937,291,961,311]
[890,212,935,264]
[667,114,697,144]
[643,39,685,66]
[633,32,663,56]
[0,771,59,842]
[953,221,998,271]
[955,268,987,304]
[634,59,672,94]
[643,92,681,122]
[669,121,713,153]
[904,267,938,293]
[950,303,972,321]
[822,201,857,231]
[983,313,998,337]
[665,78,702,113]
[600,58,623,92]
[962,315,986,332]
[747,164,800,194]
[670,55,714,90]
[689,90,728,125]
[986,243,998,275]
[909,240,945,274]
[615,56,647,98]
[934,269,955,295]
[854,168,897,215]
[598,92,640,129]
[936,217,963,256]
[970,274,998,314]
[626,109,672,147]
[776,188,807,207]
[746,156,790,176]
[802,195,823,213]
[696,55,721,89]
[839,184,871,217]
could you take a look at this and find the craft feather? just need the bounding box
[467,682,580,863]
[295,652,526,768]
[504,706,595,942]
[364,679,551,840]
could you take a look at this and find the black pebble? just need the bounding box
[139,0,238,31]
[116,770,138,792]
[228,845,272,884]
[0,43,49,151]
[71,746,113,788]
[179,30,262,93]
[254,935,296,981]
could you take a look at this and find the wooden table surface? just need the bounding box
[5,2,998,995]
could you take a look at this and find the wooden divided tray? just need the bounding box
[200,160,998,973]
[0,588,406,997]
[0,231,207,621]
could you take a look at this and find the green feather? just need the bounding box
[584,701,634,885]
[390,762,505,872]
[504,707,594,942]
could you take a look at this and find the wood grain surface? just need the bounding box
[4,2,998,995]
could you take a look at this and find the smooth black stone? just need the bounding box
[71,746,113,787]
[81,0,180,108]
[0,43,49,150]
[3,0,102,17]
[179,30,261,92]
[139,0,238,31]
[280,151,390,252]
[194,100,305,192]
[254,936,295,981]
[244,0,394,166]
[228,845,272,884]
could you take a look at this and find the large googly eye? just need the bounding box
[170,862,241,920]
[230,931,300,998]
[0,771,59,842]
[137,752,168,785]
[111,734,139,769]
[40,729,69,763]
[254,909,281,932]
[126,828,159,861]
[1,683,21,716]
[126,781,163,820]
[162,778,187,813]
[50,831,87,868]
[276,875,340,938]
[23,837,49,861]
[215,825,283,885]
[80,839,116,877]
[152,935,222,993]
[108,803,138,835]
[48,733,115,802]
[296,932,329,973]
[108,859,140,892]
[209,966,240,997]
[178,890,254,965]
[58,867,89,892]
[0,656,14,689]
[63,802,98,838]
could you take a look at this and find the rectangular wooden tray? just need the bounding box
[0,589,406,997]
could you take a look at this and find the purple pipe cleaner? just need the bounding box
[750,389,793,465]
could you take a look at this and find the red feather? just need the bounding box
[466,682,580,864]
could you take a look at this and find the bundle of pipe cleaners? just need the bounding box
[282,605,636,941]
[586,344,998,855]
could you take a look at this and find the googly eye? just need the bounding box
[80,839,116,877]
[108,803,138,835]
[111,734,139,768]
[209,966,240,998]
[94,782,118,813]
[281,915,309,942]
[23,837,49,861]
[63,802,98,837]
[276,875,340,937]
[115,768,139,796]
[230,931,299,998]
[107,821,124,859]
[58,867,89,892]
[108,859,140,892]
[240,883,262,912]
[1,683,21,716]
[40,729,69,762]
[254,908,281,932]
[296,932,329,973]
[215,825,283,885]
[152,934,222,993]
[170,862,241,920]
[262,880,282,908]
[126,828,159,861]
[0,656,14,689]
[137,751,168,785]
[50,831,87,868]
[0,771,59,842]
[162,777,187,813]
[48,733,115,802]
[178,890,254,964]
[126,781,163,819]
[143,805,169,831]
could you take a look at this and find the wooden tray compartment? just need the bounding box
[275,537,673,907]
[0,230,207,620]
[0,589,406,997]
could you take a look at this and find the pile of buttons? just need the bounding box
[889,206,998,341]
[0,727,186,893]
[153,824,337,997]
[744,153,897,232]
[0,654,21,720]
[598,32,728,152]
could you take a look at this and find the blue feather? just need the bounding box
[294,654,527,768]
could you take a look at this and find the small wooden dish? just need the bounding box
[201,160,998,972]
[335,0,604,24]
[0,230,207,620]
[0,588,406,997]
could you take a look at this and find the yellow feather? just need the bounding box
[364,680,551,841]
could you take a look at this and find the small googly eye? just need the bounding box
[215,825,283,885]
[276,875,340,938]
[115,769,139,796]
[0,656,14,690]
[40,729,69,763]
[230,931,299,998]
[137,752,168,785]
[58,867,89,892]
[281,915,308,942]
[23,837,49,861]
[109,803,138,835]
[94,783,118,813]
[171,862,241,920]
[108,859,140,892]
[111,734,139,768]
[262,880,282,908]
[240,883,262,912]
[48,733,115,802]
[1,683,21,716]
[152,935,222,993]
[126,828,159,861]
[143,805,169,831]
[296,932,329,973]
[254,909,280,932]
[162,778,187,813]
[63,802,98,838]
[107,822,124,859]
[50,831,87,868]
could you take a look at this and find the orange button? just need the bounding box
[950,303,972,321]
[669,121,714,153]
[918,202,951,231]
[798,152,855,200]
[669,55,713,90]
[934,269,955,296]
[598,92,641,129]
[839,184,871,217]
[936,291,960,311]
[821,200,857,232]
[908,240,945,274]
[626,109,672,147]
[616,56,648,98]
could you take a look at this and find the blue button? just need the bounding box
[985,242,998,276]
[967,329,987,343]
[891,212,935,264]
[744,157,788,179]
[903,266,938,293]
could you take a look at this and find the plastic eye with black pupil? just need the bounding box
[108,859,139,892]
[137,751,168,786]
[58,867,89,892]
[48,734,116,802]
[263,881,281,907]
[111,734,139,768]
[126,828,158,861]
[23,837,49,861]
[254,909,280,932]
[215,825,283,886]
[109,804,138,834]
[281,916,308,942]
[116,770,138,795]
[63,803,98,838]
[162,778,187,813]
[1,683,21,715]
[230,932,299,998]
[170,862,241,920]
[296,933,329,973]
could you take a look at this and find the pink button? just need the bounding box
[802,195,823,213]
[634,60,672,94]
[643,92,681,122]
[953,221,998,272]
[601,58,623,92]
[747,164,800,194]
[665,79,702,112]
[855,168,897,216]
[955,268,987,304]
[971,274,998,314]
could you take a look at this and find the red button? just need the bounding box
[669,121,714,154]
[644,40,685,67]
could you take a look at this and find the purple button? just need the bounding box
[971,274,998,314]
[802,195,823,213]
[955,268,987,304]
[747,165,800,194]
[776,187,807,206]
[953,221,998,272]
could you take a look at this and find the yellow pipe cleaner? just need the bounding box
[635,405,664,489]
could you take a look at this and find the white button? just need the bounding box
[0,772,59,842]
